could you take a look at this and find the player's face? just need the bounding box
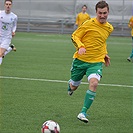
[96,7,109,24]
[5,1,12,13]
[82,7,87,13]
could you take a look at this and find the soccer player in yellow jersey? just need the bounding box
[68,0,114,123]
[75,5,90,28]
[127,16,133,62]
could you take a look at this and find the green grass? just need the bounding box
[0,32,133,133]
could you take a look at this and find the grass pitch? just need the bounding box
[0,32,133,133]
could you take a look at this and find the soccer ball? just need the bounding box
[41,120,60,133]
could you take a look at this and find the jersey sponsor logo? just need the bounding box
[2,22,9,30]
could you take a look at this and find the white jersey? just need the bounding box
[0,10,17,39]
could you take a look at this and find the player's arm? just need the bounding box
[75,14,79,26]
[104,54,110,67]
[103,43,110,66]
[71,26,86,47]
[87,14,91,20]
[128,17,133,28]
[12,32,15,37]
[71,26,86,54]
[72,27,86,55]
[12,16,18,37]
[128,22,133,28]
[74,15,79,30]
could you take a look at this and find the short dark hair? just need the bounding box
[5,0,12,3]
[82,5,87,9]
[95,1,109,11]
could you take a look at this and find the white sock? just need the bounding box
[4,47,12,56]
[0,57,3,65]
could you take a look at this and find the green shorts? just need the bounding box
[70,58,103,81]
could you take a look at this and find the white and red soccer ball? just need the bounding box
[41,120,60,133]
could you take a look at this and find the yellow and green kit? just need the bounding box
[72,17,114,63]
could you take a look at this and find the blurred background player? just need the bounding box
[0,0,17,65]
[74,5,90,29]
[68,0,113,123]
[127,16,133,62]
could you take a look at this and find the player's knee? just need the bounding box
[90,80,98,88]
[70,83,78,91]
[69,79,81,91]
[89,78,99,91]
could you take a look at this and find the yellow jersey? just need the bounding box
[128,16,133,36]
[75,12,90,27]
[72,18,114,63]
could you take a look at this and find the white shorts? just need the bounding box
[0,38,11,50]
[88,73,101,81]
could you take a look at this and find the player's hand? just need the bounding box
[104,54,110,67]
[12,32,15,37]
[78,47,86,55]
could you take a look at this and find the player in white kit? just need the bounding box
[0,0,18,65]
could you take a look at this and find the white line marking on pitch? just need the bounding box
[0,76,133,88]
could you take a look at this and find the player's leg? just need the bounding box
[127,37,133,62]
[0,39,11,65]
[68,79,81,95]
[77,63,102,123]
[77,75,100,123]
[68,59,86,95]
[4,44,16,57]
[0,47,6,65]
[81,76,100,112]
[131,36,133,58]
[130,49,133,58]
[127,48,133,62]
[130,37,133,59]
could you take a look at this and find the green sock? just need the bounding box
[81,90,96,113]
